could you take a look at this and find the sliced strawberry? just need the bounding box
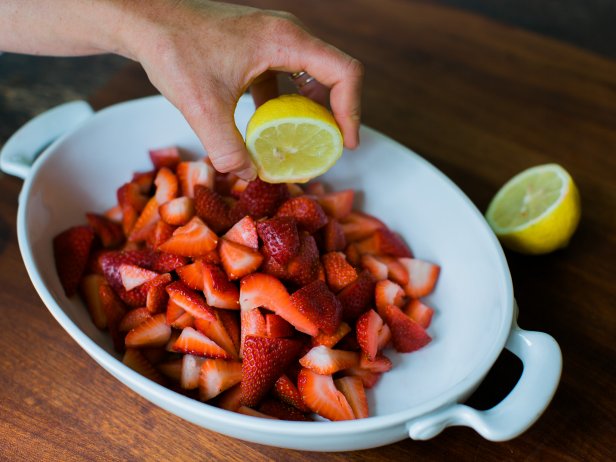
[377,323,392,350]
[195,313,238,359]
[176,260,205,291]
[154,167,179,204]
[317,190,354,219]
[53,225,95,296]
[361,254,388,281]
[213,169,238,196]
[223,216,258,249]
[297,368,354,421]
[166,281,216,321]
[359,353,393,373]
[273,374,311,412]
[287,183,305,197]
[165,330,181,352]
[299,346,359,375]
[202,262,240,309]
[180,354,205,389]
[128,197,160,243]
[146,220,176,249]
[377,255,409,285]
[230,178,249,197]
[344,242,361,266]
[177,160,215,198]
[149,146,181,171]
[337,270,376,322]
[125,313,171,348]
[337,331,361,352]
[355,228,412,258]
[286,233,320,287]
[173,326,231,359]
[99,282,128,352]
[122,348,166,385]
[215,383,243,411]
[167,301,195,329]
[158,217,218,257]
[276,196,328,234]
[240,273,318,336]
[218,310,241,355]
[259,246,290,280]
[103,204,123,223]
[119,271,172,308]
[380,304,432,353]
[239,308,266,358]
[305,182,326,196]
[119,264,159,291]
[150,252,189,273]
[199,358,243,401]
[290,280,342,335]
[79,274,108,329]
[146,282,169,314]
[321,219,347,253]
[159,196,195,226]
[218,238,263,280]
[355,309,384,361]
[312,322,351,348]
[237,178,290,218]
[256,217,300,266]
[86,213,124,248]
[335,376,369,419]
[340,212,385,242]
[132,170,156,194]
[258,399,312,421]
[375,279,405,311]
[344,367,382,389]
[404,299,435,328]
[117,182,148,235]
[99,249,156,296]
[321,252,358,293]
[399,258,441,298]
[194,184,234,233]
[119,307,152,333]
[158,358,183,382]
[241,335,302,407]
[264,314,295,338]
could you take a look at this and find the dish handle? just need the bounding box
[0,100,94,179]
[407,301,562,441]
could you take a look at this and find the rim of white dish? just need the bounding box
[17,95,513,436]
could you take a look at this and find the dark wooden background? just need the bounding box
[1,0,615,460]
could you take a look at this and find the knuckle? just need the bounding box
[347,58,365,78]
[210,151,248,173]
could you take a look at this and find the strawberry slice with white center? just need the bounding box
[218,238,263,280]
[297,368,355,421]
[239,308,266,358]
[273,374,310,413]
[122,348,166,385]
[360,254,388,281]
[376,255,409,286]
[128,197,160,243]
[198,358,243,401]
[312,322,351,348]
[166,281,216,321]
[195,314,239,359]
[223,216,259,249]
[344,367,382,389]
[355,309,385,361]
[299,346,359,375]
[176,260,205,291]
[125,313,171,348]
[339,211,385,242]
[404,299,435,328]
[177,160,215,198]
[380,304,432,353]
[375,279,405,311]
[355,228,413,258]
[240,273,318,336]
[398,258,441,298]
[335,376,369,419]
[119,307,152,333]
[173,326,232,359]
[181,354,205,389]
[119,264,160,291]
[159,196,195,226]
[149,146,180,171]
[158,217,218,257]
[359,353,393,373]
[154,167,179,204]
[202,262,240,309]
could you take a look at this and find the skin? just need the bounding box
[0,0,363,180]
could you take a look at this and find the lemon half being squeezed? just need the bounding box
[246,94,343,183]
[486,164,581,254]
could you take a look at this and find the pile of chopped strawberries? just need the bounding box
[53,147,440,422]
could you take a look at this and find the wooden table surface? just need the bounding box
[1,1,615,460]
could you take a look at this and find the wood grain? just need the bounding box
[1,1,615,460]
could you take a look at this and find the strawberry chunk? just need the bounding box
[297,369,354,421]
[258,399,312,421]
[264,313,295,338]
[150,251,189,273]
[355,309,384,361]
[223,216,258,249]
[276,196,328,233]
[404,299,435,328]
[125,313,171,348]
[79,274,108,329]
[146,221,176,249]
[199,358,243,401]
[195,314,238,359]
[177,160,215,198]
[321,252,358,293]
[290,280,342,335]
[173,326,232,359]
[128,197,160,243]
[321,219,347,253]
[317,190,354,219]
[398,258,441,298]
[180,354,205,389]
[215,383,243,411]
[299,346,359,375]
[131,170,155,194]
[360,254,388,281]
[286,233,320,287]
[145,281,169,314]
[194,184,234,233]
[202,262,240,309]
[218,239,263,281]
[53,225,95,296]
[375,279,405,311]
[86,213,124,248]
[166,281,216,321]
[273,374,310,413]
[359,353,393,373]
[154,167,179,204]
[176,260,205,291]
[158,217,218,257]
[335,376,369,419]
[237,178,290,218]
[159,196,195,226]
[123,348,166,385]
[380,304,432,353]
[119,307,152,333]
[239,308,266,357]
[355,228,413,258]
[119,264,159,291]
[336,270,376,322]
[256,217,300,266]
[312,322,351,348]
[241,335,302,407]
[149,146,181,171]
[340,212,385,242]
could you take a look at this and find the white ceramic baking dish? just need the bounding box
[0,95,562,451]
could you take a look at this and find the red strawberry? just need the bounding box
[125,313,171,348]
[176,260,205,291]
[103,204,123,223]
[360,254,388,281]
[237,178,290,218]
[177,160,215,198]
[119,307,153,333]
[355,309,384,361]
[375,279,405,310]
[297,368,354,421]
[317,190,354,219]
[398,258,441,298]
[99,250,155,305]
[265,313,295,338]
[158,358,183,382]
[337,270,376,322]
[276,196,328,233]
[258,399,312,421]
[344,243,361,266]
[194,184,234,233]
[239,308,266,358]
[159,196,195,226]
[305,182,326,196]
[218,238,263,280]
[154,167,179,204]
[180,354,205,389]
[145,281,169,314]
[257,217,300,266]
[290,280,342,335]
[146,221,176,249]
[166,298,189,327]
[128,197,160,243]
[119,264,159,291]
[377,255,409,286]
[230,178,249,197]
[150,251,189,273]
[117,182,148,234]
[259,246,290,280]
[312,322,351,348]
[378,323,392,350]
[149,146,181,171]
[359,353,393,373]
[273,374,311,412]
[299,346,359,375]
[215,383,242,411]
[158,217,218,257]
[218,310,241,355]
[403,299,434,328]
[355,228,412,258]
[199,358,243,401]
[223,216,258,249]
[240,273,318,336]
[340,212,385,242]
[287,183,305,197]
[241,335,302,407]
[53,225,95,296]
[321,252,358,293]
[380,304,432,353]
[202,262,240,309]
[194,313,238,359]
[173,326,232,359]
[335,376,369,419]
[344,368,382,389]
[321,219,347,252]
[131,170,156,194]
[86,213,124,248]
[286,233,320,286]
[79,274,108,329]
[166,281,216,321]
[122,348,166,385]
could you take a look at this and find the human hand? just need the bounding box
[120,0,363,180]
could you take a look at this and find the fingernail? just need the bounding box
[237,165,257,181]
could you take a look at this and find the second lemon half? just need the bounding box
[246,94,343,183]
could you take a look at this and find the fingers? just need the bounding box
[250,70,279,108]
